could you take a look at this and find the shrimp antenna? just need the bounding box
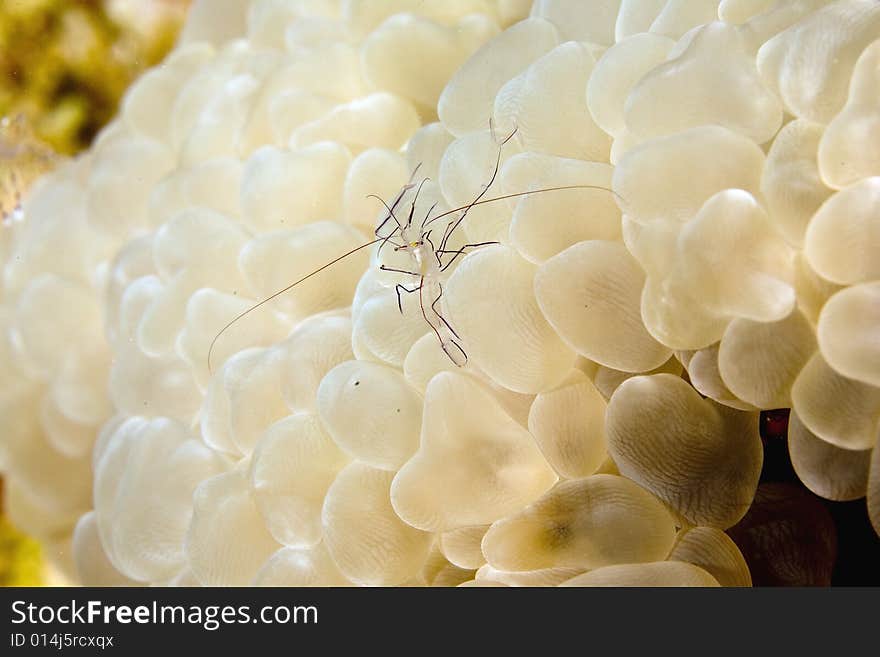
[367,193,406,234]
[208,182,625,374]
[425,184,625,228]
[207,236,382,374]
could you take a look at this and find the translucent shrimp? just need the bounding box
[207,128,622,373]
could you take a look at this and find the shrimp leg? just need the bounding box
[395,283,421,314]
[438,241,500,271]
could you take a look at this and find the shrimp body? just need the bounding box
[384,225,467,366]
[206,121,621,373]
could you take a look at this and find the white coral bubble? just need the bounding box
[240,143,350,231]
[438,17,559,137]
[290,92,420,153]
[667,526,752,587]
[503,153,620,263]
[817,282,880,388]
[316,360,422,470]
[391,372,557,531]
[251,413,349,548]
[788,410,871,502]
[72,512,139,587]
[791,352,880,451]
[494,41,611,161]
[587,32,675,138]
[676,189,796,323]
[446,245,574,394]
[482,474,676,572]
[439,525,489,570]
[95,417,225,582]
[560,561,720,587]
[613,125,765,226]
[606,373,763,528]
[187,465,281,586]
[718,309,817,409]
[527,370,607,478]
[322,462,432,586]
[818,39,880,188]
[253,544,350,586]
[362,13,498,112]
[760,119,831,247]
[757,0,880,124]
[805,178,880,286]
[625,22,782,144]
[535,240,672,372]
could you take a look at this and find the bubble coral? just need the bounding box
[2,0,879,587]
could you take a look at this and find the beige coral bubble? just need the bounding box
[817,282,880,388]
[819,39,880,188]
[482,474,677,572]
[625,22,782,144]
[72,512,139,587]
[475,564,583,587]
[587,31,675,138]
[760,119,831,247]
[718,0,776,24]
[290,92,421,153]
[606,373,763,528]
[677,189,796,323]
[351,287,429,369]
[205,347,290,456]
[439,525,489,570]
[438,17,559,136]
[503,156,619,261]
[687,344,756,411]
[322,462,432,586]
[275,312,354,412]
[527,370,607,478]
[640,275,729,351]
[791,352,880,451]
[316,360,422,470]
[252,544,350,586]
[793,252,843,326]
[362,13,497,112]
[592,356,682,401]
[94,417,226,582]
[666,527,752,587]
[535,240,672,373]
[251,413,349,548]
[419,543,476,586]
[179,288,289,385]
[560,561,720,587]
[718,309,817,409]
[342,148,409,233]
[530,0,620,45]
[86,132,175,238]
[612,125,765,226]
[438,129,522,244]
[494,41,611,161]
[446,245,575,394]
[805,178,880,286]
[239,221,369,321]
[240,143,350,231]
[187,465,281,587]
[615,0,666,40]
[391,372,557,532]
[869,434,880,537]
[789,410,871,501]
[650,1,725,41]
[757,0,880,124]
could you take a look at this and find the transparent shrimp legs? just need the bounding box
[207,126,623,373]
